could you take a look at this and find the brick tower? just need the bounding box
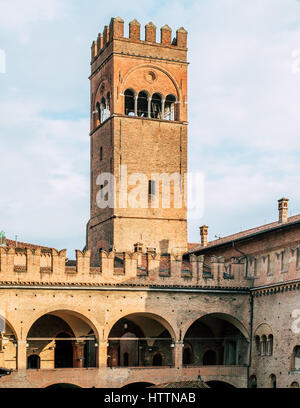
[87,17,188,264]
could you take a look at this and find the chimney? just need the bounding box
[200,225,208,247]
[278,198,289,224]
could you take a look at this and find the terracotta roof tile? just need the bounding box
[189,214,300,253]
[4,239,52,250]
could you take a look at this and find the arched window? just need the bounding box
[124,89,135,116]
[270,374,276,388]
[123,352,129,367]
[100,97,106,123]
[249,375,257,388]
[164,94,176,120]
[152,353,163,366]
[183,345,193,365]
[255,335,261,356]
[106,92,111,118]
[137,91,149,117]
[268,334,273,356]
[203,350,217,366]
[293,346,300,370]
[27,354,40,369]
[291,381,299,388]
[261,335,267,356]
[151,93,162,119]
[95,102,101,127]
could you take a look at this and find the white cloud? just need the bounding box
[0,0,63,30]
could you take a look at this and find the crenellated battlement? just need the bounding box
[0,246,249,288]
[1,244,299,288]
[91,17,188,63]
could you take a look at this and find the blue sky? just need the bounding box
[0,0,300,256]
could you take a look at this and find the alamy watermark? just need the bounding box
[95,165,205,219]
[292,309,300,334]
[0,49,6,74]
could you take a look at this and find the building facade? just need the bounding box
[0,18,299,389]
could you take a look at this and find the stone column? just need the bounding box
[173,341,183,369]
[97,340,108,368]
[148,97,152,118]
[73,341,85,368]
[17,340,27,370]
[134,95,138,116]
[161,99,165,120]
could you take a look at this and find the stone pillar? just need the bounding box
[173,341,183,368]
[98,340,108,368]
[134,95,138,116]
[161,99,165,120]
[17,340,27,370]
[73,341,85,368]
[148,97,151,118]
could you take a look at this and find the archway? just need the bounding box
[183,344,193,365]
[206,381,235,389]
[203,350,217,365]
[122,382,155,389]
[249,375,257,388]
[0,315,17,370]
[153,353,163,366]
[27,354,40,369]
[108,313,174,367]
[45,383,81,389]
[26,311,98,369]
[183,313,249,366]
[55,332,73,368]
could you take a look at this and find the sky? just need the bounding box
[0,0,300,256]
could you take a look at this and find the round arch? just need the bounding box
[253,322,273,337]
[24,308,101,341]
[122,64,180,101]
[182,312,249,341]
[0,312,18,341]
[206,380,236,389]
[122,382,155,389]
[44,383,82,389]
[106,312,176,340]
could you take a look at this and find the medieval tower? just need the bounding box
[86,17,188,264]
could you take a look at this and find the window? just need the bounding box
[100,146,103,161]
[297,248,300,269]
[124,89,135,116]
[151,93,162,119]
[100,97,106,123]
[249,375,257,389]
[261,335,267,356]
[164,94,176,120]
[106,92,111,118]
[270,374,276,388]
[293,346,300,370]
[267,334,273,356]
[137,91,149,117]
[148,180,155,196]
[27,355,40,369]
[281,250,288,272]
[96,102,101,127]
[255,336,261,356]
